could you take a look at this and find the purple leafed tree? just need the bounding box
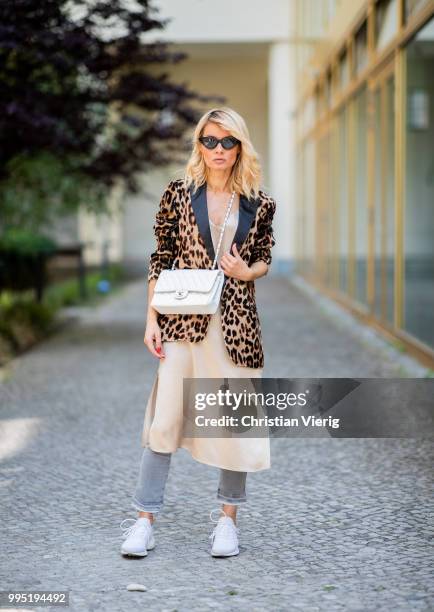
[0,0,223,228]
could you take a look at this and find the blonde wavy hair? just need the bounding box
[183,107,262,201]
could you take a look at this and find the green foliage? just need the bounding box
[0,152,108,231]
[0,263,126,365]
[0,228,57,255]
[0,294,56,358]
[1,297,55,330]
[1,0,214,233]
[0,228,58,293]
[43,263,126,308]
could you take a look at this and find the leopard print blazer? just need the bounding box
[147,178,276,368]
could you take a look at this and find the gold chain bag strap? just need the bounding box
[150,191,236,315]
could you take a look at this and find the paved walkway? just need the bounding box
[0,277,432,611]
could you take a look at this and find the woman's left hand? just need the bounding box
[220,243,252,281]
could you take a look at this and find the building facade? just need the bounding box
[295,0,434,366]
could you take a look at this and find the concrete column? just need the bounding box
[268,38,296,276]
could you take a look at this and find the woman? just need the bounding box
[120,107,276,558]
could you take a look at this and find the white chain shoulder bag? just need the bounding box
[150,190,235,315]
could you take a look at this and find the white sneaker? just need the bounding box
[120,517,155,557]
[209,508,240,557]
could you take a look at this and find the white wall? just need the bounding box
[143,0,290,43]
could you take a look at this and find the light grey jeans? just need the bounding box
[132,447,247,513]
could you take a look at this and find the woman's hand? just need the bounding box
[144,316,166,359]
[220,243,253,281]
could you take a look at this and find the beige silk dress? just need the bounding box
[141,206,271,472]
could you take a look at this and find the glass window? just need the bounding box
[325,70,332,108]
[404,16,434,348]
[304,139,316,278]
[315,86,322,119]
[319,82,328,116]
[331,65,339,103]
[355,21,368,75]
[376,0,398,51]
[374,88,383,318]
[339,49,349,88]
[373,76,395,324]
[317,131,332,285]
[304,95,316,133]
[297,146,306,274]
[385,77,395,324]
[338,106,349,294]
[325,128,334,287]
[405,0,431,20]
[354,87,369,306]
[329,117,339,289]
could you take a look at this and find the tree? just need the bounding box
[0,0,223,229]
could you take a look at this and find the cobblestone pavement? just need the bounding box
[0,277,433,612]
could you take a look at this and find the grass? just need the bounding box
[0,263,128,366]
[43,263,126,309]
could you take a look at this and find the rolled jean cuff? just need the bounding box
[216,491,247,505]
[131,497,162,513]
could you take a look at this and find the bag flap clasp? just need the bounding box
[174,289,189,299]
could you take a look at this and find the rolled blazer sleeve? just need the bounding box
[249,198,276,266]
[147,181,180,282]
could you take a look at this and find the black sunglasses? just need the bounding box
[198,135,240,150]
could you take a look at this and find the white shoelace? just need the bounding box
[209,508,240,542]
[120,517,151,539]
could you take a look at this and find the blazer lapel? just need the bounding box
[231,193,259,252]
[189,182,215,264]
[188,182,260,266]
